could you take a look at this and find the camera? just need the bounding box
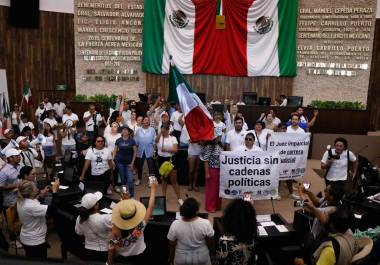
[294,199,304,207]
[327,145,340,160]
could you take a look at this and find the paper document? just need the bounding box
[78,182,84,191]
[257,215,271,222]
[100,208,113,214]
[275,225,288,233]
[260,221,276,227]
[258,226,268,236]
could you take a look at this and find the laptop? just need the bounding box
[140,196,166,219]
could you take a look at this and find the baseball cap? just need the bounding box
[16,136,28,144]
[81,191,103,209]
[5,148,21,158]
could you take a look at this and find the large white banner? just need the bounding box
[220,151,280,200]
[267,132,310,180]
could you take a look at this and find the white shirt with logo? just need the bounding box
[83,111,102,132]
[85,147,112,176]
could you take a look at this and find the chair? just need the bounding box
[286,96,303,107]
[242,92,257,105]
[351,237,373,264]
[258,97,271,106]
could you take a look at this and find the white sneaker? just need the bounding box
[114,186,121,193]
[288,193,301,200]
[178,199,184,206]
[107,185,113,195]
[134,179,141,186]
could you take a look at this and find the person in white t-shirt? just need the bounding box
[75,192,112,262]
[80,136,114,194]
[321,137,357,188]
[167,198,215,265]
[155,124,182,205]
[213,112,226,136]
[279,95,287,106]
[286,114,305,134]
[170,105,184,142]
[53,99,66,123]
[17,179,59,259]
[62,106,79,127]
[108,180,158,264]
[42,96,53,110]
[60,120,77,155]
[18,114,34,132]
[35,103,46,131]
[42,110,59,137]
[225,117,246,151]
[83,104,104,143]
[234,132,263,151]
[249,121,273,151]
[11,104,23,135]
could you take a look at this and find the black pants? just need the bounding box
[114,251,147,264]
[82,248,108,262]
[22,242,48,259]
[86,170,111,194]
[324,179,345,191]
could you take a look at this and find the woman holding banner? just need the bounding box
[200,130,223,213]
[234,132,263,152]
[251,121,272,151]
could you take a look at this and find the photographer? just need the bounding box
[83,104,104,144]
[321,137,357,190]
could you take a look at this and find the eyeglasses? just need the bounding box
[245,138,254,141]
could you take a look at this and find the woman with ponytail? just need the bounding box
[74,191,112,261]
[16,179,59,259]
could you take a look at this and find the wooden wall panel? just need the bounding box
[0,6,75,117]
[146,73,293,103]
[368,19,380,131]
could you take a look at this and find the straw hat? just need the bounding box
[112,199,146,230]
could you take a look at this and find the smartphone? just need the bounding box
[243,192,252,202]
[148,176,157,187]
[303,183,311,190]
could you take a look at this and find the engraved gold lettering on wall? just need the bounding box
[294,0,376,105]
[74,0,145,98]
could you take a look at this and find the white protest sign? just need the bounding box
[267,132,310,180]
[220,150,280,200]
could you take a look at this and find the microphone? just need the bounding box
[270,197,276,215]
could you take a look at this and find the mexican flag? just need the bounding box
[169,65,214,142]
[23,82,32,105]
[142,0,297,77]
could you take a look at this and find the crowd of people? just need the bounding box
[0,94,378,265]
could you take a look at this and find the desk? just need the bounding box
[343,195,380,230]
[213,214,296,246]
[55,199,208,264]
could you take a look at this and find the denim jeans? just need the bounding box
[137,154,154,180]
[116,163,134,197]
